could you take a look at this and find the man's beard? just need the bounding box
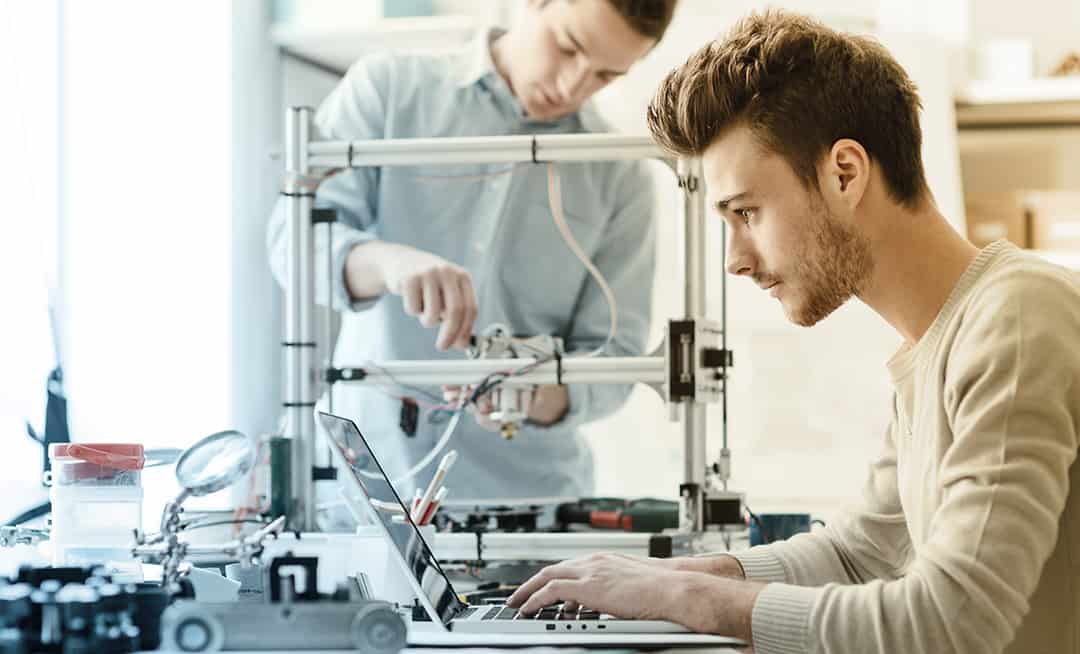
[785,204,874,327]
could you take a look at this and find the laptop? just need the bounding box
[318,411,746,644]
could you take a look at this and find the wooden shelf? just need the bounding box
[956,78,1080,128]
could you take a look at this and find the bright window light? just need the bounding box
[0,0,61,522]
[62,1,233,449]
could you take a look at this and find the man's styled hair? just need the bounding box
[646,10,929,208]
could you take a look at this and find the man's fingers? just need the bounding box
[561,600,581,615]
[442,385,461,404]
[518,579,583,617]
[448,385,473,409]
[454,275,479,349]
[419,274,443,328]
[401,276,423,317]
[436,276,464,351]
[507,563,575,609]
[475,393,493,415]
[507,569,553,609]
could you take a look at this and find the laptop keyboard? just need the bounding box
[468,604,603,621]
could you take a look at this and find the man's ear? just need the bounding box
[822,138,870,210]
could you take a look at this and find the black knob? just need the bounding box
[56,585,98,634]
[0,586,32,626]
[0,629,28,654]
[37,581,61,597]
[130,584,168,651]
[95,585,128,613]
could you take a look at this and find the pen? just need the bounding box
[419,486,449,526]
[411,488,422,518]
[413,450,458,524]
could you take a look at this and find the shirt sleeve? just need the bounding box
[746,273,1080,654]
[532,162,657,432]
[266,53,394,312]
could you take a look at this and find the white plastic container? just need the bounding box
[47,443,145,581]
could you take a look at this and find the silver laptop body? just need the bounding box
[318,411,714,636]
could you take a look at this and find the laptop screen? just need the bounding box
[318,412,466,624]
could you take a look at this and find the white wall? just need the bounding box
[968,0,1080,76]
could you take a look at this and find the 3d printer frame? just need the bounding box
[278,107,735,536]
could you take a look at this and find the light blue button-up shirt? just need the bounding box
[268,30,657,500]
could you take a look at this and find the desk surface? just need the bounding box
[405,649,747,654]
[135,648,747,653]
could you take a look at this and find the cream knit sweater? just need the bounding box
[733,241,1080,654]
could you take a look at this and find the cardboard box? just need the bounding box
[965,192,1030,248]
[1026,191,1080,251]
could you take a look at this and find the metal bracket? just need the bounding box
[311,207,337,224]
[325,367,367,384]
[665,319,728,404]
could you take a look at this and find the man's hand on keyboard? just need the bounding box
[506,553,673,621]
[505,552,766,640]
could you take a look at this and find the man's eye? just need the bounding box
[735,208,755,225]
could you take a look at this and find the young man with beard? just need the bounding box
[507,10,1080,654]
[267,1,675,499]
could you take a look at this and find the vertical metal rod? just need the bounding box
[326,220,334,416]
[324,217,335,470]
[678,157,707,533]
[283,106,316,531]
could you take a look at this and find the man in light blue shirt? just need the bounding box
[267,0,675,500]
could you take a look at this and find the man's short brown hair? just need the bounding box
[606,0,678,41]
[646,10,929,208]
[546,1,677,42]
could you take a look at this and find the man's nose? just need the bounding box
[561,60,590,99]
[725,234,754,277]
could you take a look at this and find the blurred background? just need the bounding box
[2,0,1078,526]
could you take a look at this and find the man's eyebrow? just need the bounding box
[714,192,751,211]
[566,29,628,76]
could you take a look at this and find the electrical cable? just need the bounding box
[356,400,465,485]
[361,360,444,403]
[411,160,620,358]
[354,354,549,487]
[5,502,50,527]
[545,163,618,357]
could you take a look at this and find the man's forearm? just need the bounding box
[344,241,392,301]
[675,553,746,578]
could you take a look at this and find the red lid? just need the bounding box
[48,443,145,470]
